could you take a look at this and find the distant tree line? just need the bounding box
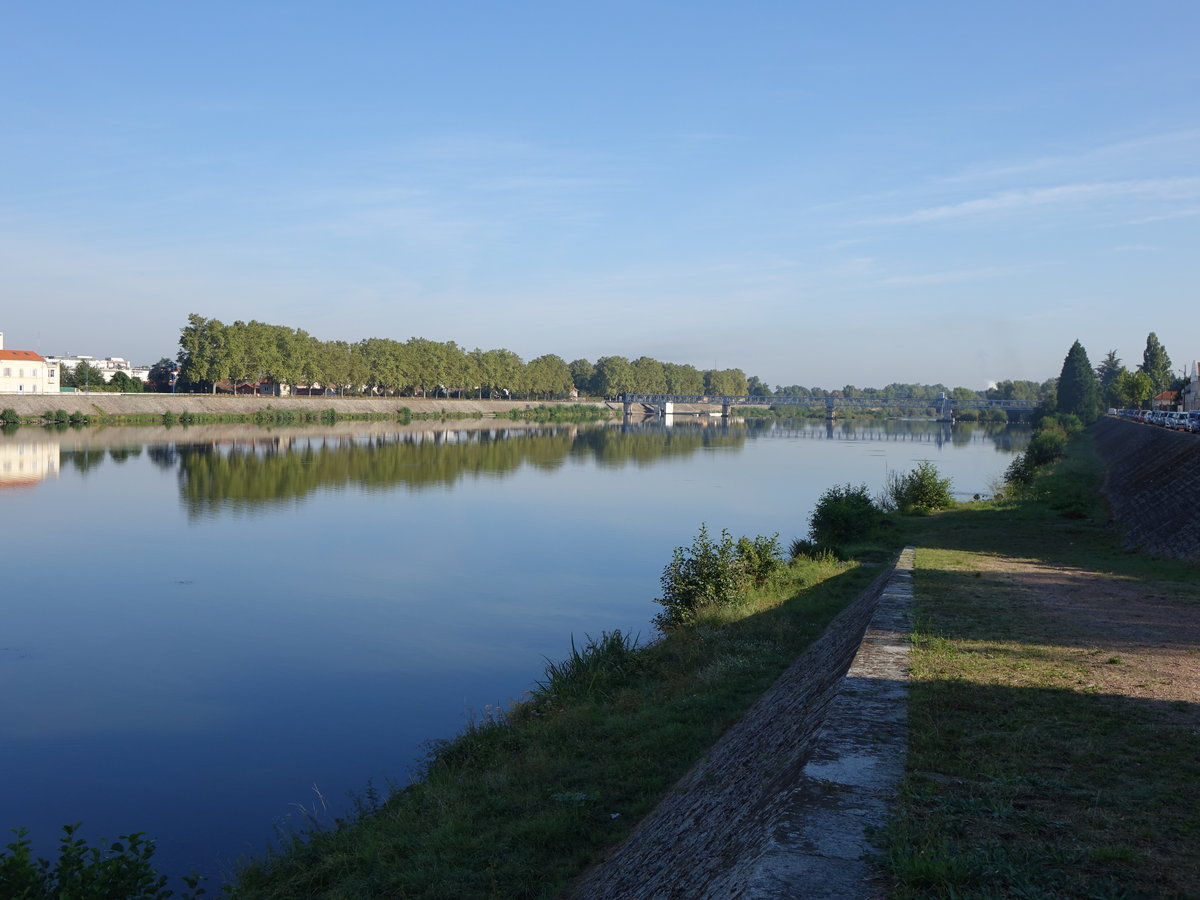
[166,313,1071,408]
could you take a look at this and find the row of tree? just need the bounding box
[170,315,1068,407]
[1056,332,1183,423]
[170,314,760,399]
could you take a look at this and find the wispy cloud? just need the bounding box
[879,266,1013,287]
[1121,206,1200,225]
[929,129,1200,187]
[472,174,623,192]
[866,178,1200,225]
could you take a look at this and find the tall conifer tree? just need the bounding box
[1056,340,1101,423]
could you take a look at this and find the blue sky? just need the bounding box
[2,1,1197,389]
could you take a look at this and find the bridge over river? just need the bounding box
[619,393,1036,421]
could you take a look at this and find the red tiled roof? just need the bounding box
[0,349,47,362]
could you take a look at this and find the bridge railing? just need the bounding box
[620,394,1035,411]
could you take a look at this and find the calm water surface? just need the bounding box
[1,418,1026,881]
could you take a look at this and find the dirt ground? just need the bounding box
[969,555,1200,725]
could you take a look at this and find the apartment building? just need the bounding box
[0,332,59,395]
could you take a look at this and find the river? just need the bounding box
[0,417,1026,882]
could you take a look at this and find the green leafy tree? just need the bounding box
[63,360,110,391]
[146,358,176,393]
[568,359,595,395]
[1139,332,1173,393]
[525,354,572,399]
[1094,350,1122,407]
[663,362,704,395]
[1113,368,1154,409]
[109,370,143,393]
[593,356,633,397]
[472,347,524,397]
[704,368,748,396]
[177,314,231,393]
[1055,340,1101,424]
[629,356,668,394]
[746,375,772,396]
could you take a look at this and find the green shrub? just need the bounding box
[0,408,19,424]
[654,525,787,629]
[1024,430,1067,468]
[68,411,89,426]
[735,533,783,587]
[161,412,178,427]
[654,524,741,629]
[809,483,882,549]
[883,461,954,514]
[1003,453,1034,488]
[0,823,205,899]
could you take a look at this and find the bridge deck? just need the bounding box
[620,394,1035,411]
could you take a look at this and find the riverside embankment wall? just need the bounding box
[1092,417,1200,562]
[0,393,609,418]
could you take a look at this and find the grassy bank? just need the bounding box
[881,430,1200,898]
[230,552,881,899]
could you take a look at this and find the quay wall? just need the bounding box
[1092,417,1200,562]
[0,393,610,418]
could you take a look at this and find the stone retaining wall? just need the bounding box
[0,393,608,418]
[1092,418,1200,562]
[572,550,914,899]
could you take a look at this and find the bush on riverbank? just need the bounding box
[881,461,954,514]
[1003,413,1085,492]
[809,483,885,551]
[0,824,205,900]
[652,526,785,629]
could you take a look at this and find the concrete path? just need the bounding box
[735,546,914,899]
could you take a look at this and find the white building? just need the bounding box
[44,353,150,384]
[1182,361,1199,412]
[0,332,60,395]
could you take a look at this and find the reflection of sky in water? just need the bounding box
[1,421,1021,882]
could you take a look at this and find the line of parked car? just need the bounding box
[1112,408,1200,432]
